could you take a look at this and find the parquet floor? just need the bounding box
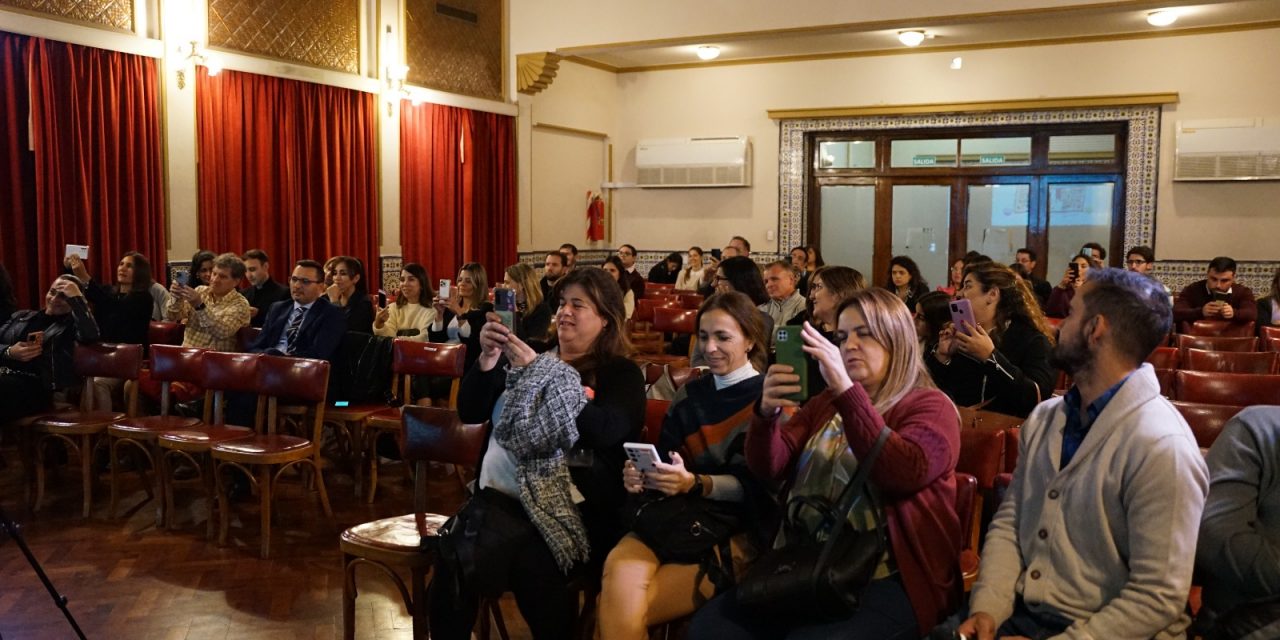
[0,442,533,640]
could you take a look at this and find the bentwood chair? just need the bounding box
[34,342,144,518]
[1172,400,1245,451]
[1183,348,1278,374]
[1174,370,1280,406]
[212,354,333,558]
[1182,319,1256,338]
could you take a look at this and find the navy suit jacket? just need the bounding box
[250,297,346,362]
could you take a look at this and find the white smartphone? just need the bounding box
[64,244,90,260]
[623,442,662,490]
[438,279,451,300]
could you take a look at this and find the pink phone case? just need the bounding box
[949,298,978,335]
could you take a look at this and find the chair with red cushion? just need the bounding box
[1262,325,1280,341]
[1174,370,1280,406]
[1182,319,1256,338]
[107,345,204,522]
[679,294,705,310]
[1172,401,1245,451]
[1155,368,1176,397]
[235,326,262,352]
[361,340,467,503]
[1145,346,1180,370]
[957,428,1005,562]
[640,306,699,368]
[1176,335,1258,362]
[341,406,491,640]
[955,472,980,591]
[643,398,672,446]
[158,351,258,535]
[646,283,675,298]
[1003,426,1021,474]
[34,342,144,517]
[147,321,185,348]
[1183,348,1278,374]
[1268,336,1280,353]
[212,354,333,558]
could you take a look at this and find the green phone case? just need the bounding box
[774,327,809,403]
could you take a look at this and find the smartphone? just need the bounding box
[438,279,451,300]
[1211,291,1232,303]
[623,442,663,489]
[774,327,809,403]
[494,287,518,333]
[64,244,89,260]
[27,331,44,345]
[1068,262,1079,280]
[949,298,978,336]
[1079,248,1093,258]
[175,271,190,287]
[709,248,722,261]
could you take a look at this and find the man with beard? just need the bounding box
[959,268,1208,640]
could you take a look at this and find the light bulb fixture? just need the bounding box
[695,45,720,61]
[175,40,219,90]
[1146,10,1178,26]
[950,56,963,70]
[382,24,412,115]
[898,30,926,47]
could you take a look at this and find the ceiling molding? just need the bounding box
[516,52,562,95]
[767,92,1179,119]
[562,55,619,74]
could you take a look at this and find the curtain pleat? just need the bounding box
[0,31,39,308]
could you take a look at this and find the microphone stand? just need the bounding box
[0,504,87,640]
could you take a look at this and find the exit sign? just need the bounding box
[979,154,1006,164]
[912,155,937,166]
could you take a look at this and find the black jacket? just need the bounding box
[0,297,100,391]
[250,297,347,361]
[84,281,152,346]
[240,278,291,328]
[338,290,375,335]
[925,317,1055,418]
[429,303,494,373]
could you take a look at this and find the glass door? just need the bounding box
[818,184,876,278]
[890,184,952,289]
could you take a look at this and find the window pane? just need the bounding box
[1048,134,1117,165]
[818,141,875,169]
[1047,182,1115,277]
[967,184,1030,266]
[891,139,958,168]
[891,185,951,288]
[820,185,876,278]
[960,137,1031,167]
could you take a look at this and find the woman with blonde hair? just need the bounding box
[503,261,552,346]
[675,246,708,291]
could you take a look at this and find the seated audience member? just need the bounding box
[325,256,374,334]
[0,263,15,321]
[938,258,965,297]
[600,292,770,639]
[1081,241,1107,264]
[559,242,579,269]
[914,290,952,350]
[1045,254,1093,318]
[1257,267,1280,335]
[66,252,156,410]
[928,262,1055,418]
[502,262,552,346]
[188,249,216,288]
[165,252,251,351]
[429,262,493,373]
[674,247,708,291]
[429,268,645,639]
[1174,256,1257,329]
[373,262,436,341]
[0,275,98,423]
[617,244,646,301]
[887,255,930,312]
[1195,406,1280,637]
[728,236,751,260]
[1015,247,1053,308]
[240,249,291,328]
[789,246,811,295]
[647,251,682,285]
[959,268,1207,640]
[712,256,772,338]
[602,256,636,320]
[759,260,806,328]
[787,265,866,396]
[1125,245,1172,303]
[540,250,568,302]
[249,260,346,360]
[690,287,963,639]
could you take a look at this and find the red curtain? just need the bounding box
[1,35,166,308]
[197,69,379,290]
[400,101,515,285]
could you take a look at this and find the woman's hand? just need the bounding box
[934,323,958,362]
[1058,266,1077,289]
[51,277,84,299]
[954,321,996,361]
[65,255,90,282]
[373,303,390,328]
[622,460,645,494]
[476,314,509,372]
[645,452,696,497]
[447,291,465,316]
[504,332,538,368]
[326,283,342,304]
[800,321,852,395]
[760,364,802,415]
[432,294,449,316]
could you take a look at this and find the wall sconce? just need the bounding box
[175,40,219,89]
[383,63,411,114]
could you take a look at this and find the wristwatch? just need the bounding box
[689,474,706,497]
[194,303,207,311]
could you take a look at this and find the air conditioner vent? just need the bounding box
[1175,118,1280,181]
[635,137,751,188]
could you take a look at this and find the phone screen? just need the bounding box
[176,271,190,287]
[333,400,350,408]
[774,327,809,403]
[494,287,518,333]
[1212,291,1232,303]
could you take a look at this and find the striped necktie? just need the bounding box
[285,306,308,354]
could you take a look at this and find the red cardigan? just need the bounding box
[746,384,963,636]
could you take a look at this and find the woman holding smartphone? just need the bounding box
[373,262,436,340]
[1045,254,1093,319]
[927,262,1056,418]
[429,262,493,373]
[688,287,962,640]
[428,268,645,639]
[66,252,157,409]
[599,292,770,639]
[502,262,551,346]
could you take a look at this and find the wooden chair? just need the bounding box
[158,351,259,536]
[669,366,703,390]
[212,354,333,558]
[956,428,1005,561]
[34,342,144,517]
[1182,319,1255,338]
[361,340,467,503]
[641,306,699,367]
[1155,368,1176,398]
[645,283,675,298]
[147,321,185,348]
[1003,426,1021,474]
[678,294,705,310]
[955,472,980,591]
[1183,348,1278,374]
[1171,401,1244,451]
[235,325,262,352]
[1176,335,1258,362]
[643,398,672,446]
[107,345,204,522]
[1145,346,1180,370]
[1261,325,1280,341]
[1173,370,1280,406]
[340,405,490,640]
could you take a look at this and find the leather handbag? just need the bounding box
[735,425,891,621]
[627,492,742,564]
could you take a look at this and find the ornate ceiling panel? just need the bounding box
[0,0,132,31]
[405,0,503,102]
[207,0,360,74]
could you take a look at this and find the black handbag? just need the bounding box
[735,425,891,621]
[627,492,742,564]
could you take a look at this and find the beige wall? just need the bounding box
[521,27,1280,260]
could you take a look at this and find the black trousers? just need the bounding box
[0,374,51,423]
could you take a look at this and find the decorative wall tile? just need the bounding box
[405,0,503,101]
[208,0,359,73]
[379,255,404,293]
[1,0,131,30]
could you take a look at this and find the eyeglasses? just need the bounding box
[714,276,729,283]
[618,250,634,257]
[1126,259,1148,266]
[290,276,321,286]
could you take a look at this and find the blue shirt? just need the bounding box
[273,302,311,353]
[1060,373,1132,469]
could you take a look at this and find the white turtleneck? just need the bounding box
[713,362,759,391]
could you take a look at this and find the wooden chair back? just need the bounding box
[1184,319,1256,338]
[402,405,490,538]
[150,345,205,416]
[955,472,978,552]
[148,321,185,347]
[391,340,466,407]
[1176,335,1258,361]
[236,326,262,352]
[1155,367,1176,397]
[1261,325,1280,341]
[74,343,144,413]
[643,399,671,446]
[958,428,1005,491]
[256,355,331,439]
[1003,426,1021,474]
[670,366,703,390]
[1145,346,1180,370]
[1172,400,1244,450]
[1184,348,1278,374]
[201,351,262,425]
[1174,370,1280,406]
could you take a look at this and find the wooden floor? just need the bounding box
[0,440,533,640]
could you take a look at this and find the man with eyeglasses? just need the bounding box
[616,243,645,301]
[1125,245,1172,305]
[249,259,346,361]
[1016,248,1052,308]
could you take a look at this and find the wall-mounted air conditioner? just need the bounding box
[636,137,751,188]
[1175,118,1280,181]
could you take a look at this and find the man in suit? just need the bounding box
[616,243,645,300]
[240,249,290,328]
[1015,247,1053,308]
[249,259,346,362]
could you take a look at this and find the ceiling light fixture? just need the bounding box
[1147,10,1178,27]
[898,30,926,47]
[696,45,721,61]
[950,57,963,70]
